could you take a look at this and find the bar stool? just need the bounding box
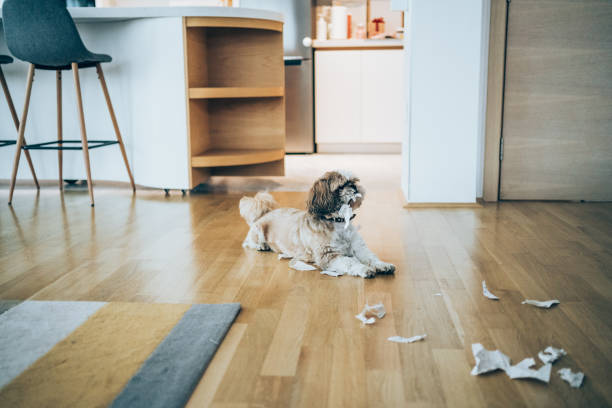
[3,0,135,207]
[0,54,39,186]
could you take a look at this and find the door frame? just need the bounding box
[482,0,509,202]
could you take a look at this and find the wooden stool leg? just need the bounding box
[8,64,35,205]
[71,63,94,207]
[0,65,39,189]
[95,63,135,192]
[57,70,63,191]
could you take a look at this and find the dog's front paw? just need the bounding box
[372,261,396,275]
[352,264,376,279]
[242,240,270,251]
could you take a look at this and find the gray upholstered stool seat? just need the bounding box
[3,0,135,206]
[2,0,112,71]
[0,55,14,64]
[35,53,112,71]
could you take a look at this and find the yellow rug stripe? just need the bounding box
[0,302,190,408]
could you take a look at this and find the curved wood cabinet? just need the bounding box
[184,17,285,188]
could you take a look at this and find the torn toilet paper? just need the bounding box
[321,270,343,277]
[355,312,376,325]
[470,343,551,383]
[355,302,386,325]
[278,253,292,260]
[538,346,566,364]
[482,280,500,300]
[522,299,560,308]
[338,204,353,230]
[289,259,317,271]
[365,303,386,319]
[558,368,584,388]
[505,358,552,383]
[388,334,427,343]
[471,343,510,375]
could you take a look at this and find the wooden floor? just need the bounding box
[1,187,611,407]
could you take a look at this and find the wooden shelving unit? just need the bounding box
[183,17,285,188]
[188,87,284,99]
[191,148,285,167]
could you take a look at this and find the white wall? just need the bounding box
[398,0,489,203]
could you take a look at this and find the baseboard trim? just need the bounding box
[403,202,483,208]
[316,143,401,154]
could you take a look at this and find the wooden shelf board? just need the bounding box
[185,17,283,32]
[189,87,284,99]
[192,148,285,167]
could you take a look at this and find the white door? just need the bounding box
[361,50,405,143]
[314,50,362,144]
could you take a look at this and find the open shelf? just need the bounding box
[192,148,284,168]
[185,27,283,89]
[189,87,284,99]
[184,20,285,187]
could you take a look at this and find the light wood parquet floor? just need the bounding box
[1,186,611,407]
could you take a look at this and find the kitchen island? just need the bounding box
[0,7,285,190]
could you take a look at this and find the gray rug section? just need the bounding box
[0,300,22,316]
[111,303,241,408]
[0,300,106,389]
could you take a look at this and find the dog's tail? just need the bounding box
[239,192,278,226]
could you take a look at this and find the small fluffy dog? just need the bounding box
[239,170,395,278]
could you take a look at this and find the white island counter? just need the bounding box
[0,7,285,190]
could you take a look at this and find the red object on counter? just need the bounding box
[368,17,386,38]
[347,13,352,38]
[372,17,385,31]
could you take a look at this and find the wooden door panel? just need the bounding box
[500,0,612,200]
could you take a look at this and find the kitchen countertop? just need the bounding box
[313,39,403,49]
[0,6,284,23]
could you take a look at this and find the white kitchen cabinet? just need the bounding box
[314,48,404,151]
[361,50,405,143]
[314,50,362,144]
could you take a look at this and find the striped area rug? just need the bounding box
[0,300,241,408]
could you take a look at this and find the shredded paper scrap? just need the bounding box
[471,343,510,376]
[538,346,566,364]
[558,368,584,388]
[470,343,552,383]
[482,280,500,300]
[338,193,361,230]
[505,358,552,382]
[320,270,343,277]
[388,335,427,343]
[278,253,292,260]
[355,302,386,325]
[522,299,560,309]
[338,204,353,230]
[289,259,317,271]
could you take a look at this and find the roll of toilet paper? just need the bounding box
[329,6,348,40]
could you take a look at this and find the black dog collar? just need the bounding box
[324,214,356,223]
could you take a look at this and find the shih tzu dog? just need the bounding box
[239,170,395,278]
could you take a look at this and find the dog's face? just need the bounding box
[307,170,365,218]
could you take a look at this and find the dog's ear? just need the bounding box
[307,176,338,217]
[326,171,348,193]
